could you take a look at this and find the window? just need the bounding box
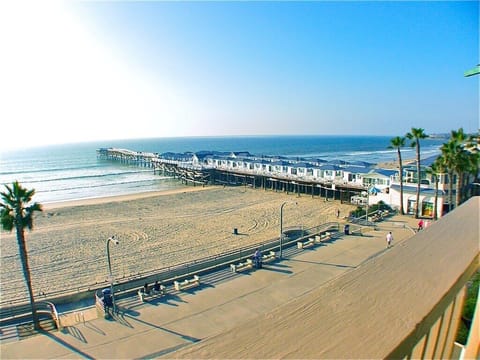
[407,199,416,215]
[422,201,434,218]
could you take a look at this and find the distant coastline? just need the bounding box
[427,133,450,140]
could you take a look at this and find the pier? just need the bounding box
[97,147,372,201]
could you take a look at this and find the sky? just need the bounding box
[0,0,478,150]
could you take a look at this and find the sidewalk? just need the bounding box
[0,218,416,359]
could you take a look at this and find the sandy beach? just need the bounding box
[0,185,356,305]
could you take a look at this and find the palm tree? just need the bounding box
[0,181,43,330]
[388,136,406,215]
[441,129,478,208]
[428,156,445,220]
[440,140,457,213]
[450,129,468,206]
[406,128,427,218]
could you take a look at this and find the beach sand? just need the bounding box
[0,186,356,304]
[376,159,415,169]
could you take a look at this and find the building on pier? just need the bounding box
[97,147,465,218]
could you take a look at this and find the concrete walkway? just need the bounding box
[0,217,417,359]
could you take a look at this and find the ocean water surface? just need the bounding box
[0,135,445,204]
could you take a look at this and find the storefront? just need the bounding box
[421,197,435,218]
[407,197,416,215]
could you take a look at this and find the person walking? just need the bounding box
[386,232,393,248]
[417,219,424,232]
[253,248,262,269]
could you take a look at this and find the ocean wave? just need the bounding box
[344,149,404,156]
[314,147,438,163]
[35,177,171,194]
[36,177,172,194]
[15,169,157,185]
[0,164,103,176]
[35,179,180,204]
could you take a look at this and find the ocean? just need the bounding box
[0,135,446,204]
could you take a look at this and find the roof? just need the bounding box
[327,159,350,166]
[319,164,342,171]
[311,158,328,164]
[291,162,315,168]
[390,184,447,195]
[195,150,231,159]
[372,168,397,177]
[230,151,252,158]
[341,166,371,174]
[271,160,291,166]
[160,152,193,161]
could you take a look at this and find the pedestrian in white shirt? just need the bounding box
[386,232,393,248]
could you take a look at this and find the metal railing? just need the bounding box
[0,222,340,322]
[43,301,62,330]
[0,301,62,329]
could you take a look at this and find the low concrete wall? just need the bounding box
[0,223,339,324]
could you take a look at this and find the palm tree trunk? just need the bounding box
[15,224,39,330]
[415,143,421,218]
[448,171,454,212]
[456,172,464,207]
[397,148,404,215]
[434,177,439,220]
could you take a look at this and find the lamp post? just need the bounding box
[362,185,372,222]
[106,235,119,313]
[279,201,297,259]
[362,191,369,222]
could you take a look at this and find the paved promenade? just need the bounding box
[1,217,418,359]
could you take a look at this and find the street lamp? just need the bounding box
[362,184,373,222]
[106,235,119,313]
[361,190,369,222]
[279,201,297,259]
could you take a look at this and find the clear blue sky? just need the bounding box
[0,1,478,149]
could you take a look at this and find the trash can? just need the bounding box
[344,224,350,235]
[233,228,238,235]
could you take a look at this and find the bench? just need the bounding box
[261,251,276,264]
[315,232,331,243]
[351,228,363,235]
[138,285,166,302]
[297,238,315,249]
[174,275,200,291]
[230,259,253,273]
[350,227,375,236]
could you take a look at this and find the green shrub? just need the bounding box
[456,270,480,345]
[348,201,394,219]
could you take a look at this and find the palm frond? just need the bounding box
[0,208,14,231]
